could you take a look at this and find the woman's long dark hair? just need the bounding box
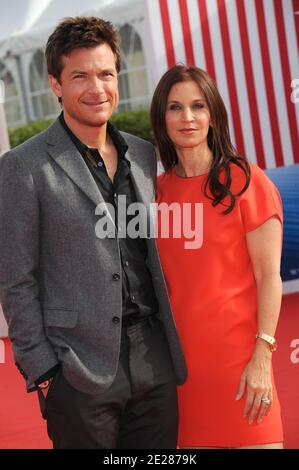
[150,65,250,214]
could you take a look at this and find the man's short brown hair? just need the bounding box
[45,16,121,80]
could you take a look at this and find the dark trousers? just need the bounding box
[40,316,178,449]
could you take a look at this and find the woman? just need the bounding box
[150,65,284,449]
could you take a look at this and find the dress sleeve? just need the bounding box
[238,163,283,233]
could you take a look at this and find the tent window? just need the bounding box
[0,61,23,127]
[29,50,60,120]
[118,24,149,112]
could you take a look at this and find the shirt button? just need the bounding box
[131,295,136,301]
[112,273,120,281]
[97,161,103,167]
[112,316,120,324]
[125,261,129,267]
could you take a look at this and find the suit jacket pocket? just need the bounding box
[43,308,78,328]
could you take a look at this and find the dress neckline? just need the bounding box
[171,166,209,180]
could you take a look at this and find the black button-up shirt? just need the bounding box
[59,113,159,320]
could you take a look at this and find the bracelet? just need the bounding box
[256,332,277,352]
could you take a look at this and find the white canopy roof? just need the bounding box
[0,0,144,59]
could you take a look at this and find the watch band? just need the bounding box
[256,332,277,352]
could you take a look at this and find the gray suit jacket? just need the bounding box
[0,119,187,393]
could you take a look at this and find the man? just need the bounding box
[0,17,186,449]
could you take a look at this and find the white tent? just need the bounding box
[0,0,145,57]
[0,0,153,127]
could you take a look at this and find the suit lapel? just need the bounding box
[45,120,155,231]
[45,120,116,227]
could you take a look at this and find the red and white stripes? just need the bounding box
[146,0,299,168]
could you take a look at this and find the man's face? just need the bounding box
[49,43,119,128]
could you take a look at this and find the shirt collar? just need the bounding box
[59,112,129,158]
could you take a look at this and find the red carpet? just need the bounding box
[273,292,299,449]
[0,338,51,449]
[0,293,298,449]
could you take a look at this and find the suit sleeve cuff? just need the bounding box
[34,363,61,387]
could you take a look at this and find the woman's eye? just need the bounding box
[169,104,181,111]
[193,103,204,109]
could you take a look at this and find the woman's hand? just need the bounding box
[236,346,273,424]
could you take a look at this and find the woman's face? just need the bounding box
[165,80,211,152]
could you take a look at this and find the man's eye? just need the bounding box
[73,75,85,79]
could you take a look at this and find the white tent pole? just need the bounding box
[15,54,31,123]
[0,79,10,155]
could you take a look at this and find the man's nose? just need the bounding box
[88,76,105,94]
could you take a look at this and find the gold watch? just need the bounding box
[256,332,277,352]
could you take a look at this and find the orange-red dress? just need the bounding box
[157,162,284,447]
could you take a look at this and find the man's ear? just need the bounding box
[48,75,62,99]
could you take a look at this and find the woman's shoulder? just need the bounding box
[229,160,255,177]
[246,162,279,195]
[230,160,275,194]
[231,160,269,179]
[232,161,283,230]
[230,160,282,214]
[248,161,268,180]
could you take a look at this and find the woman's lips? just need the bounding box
[179,128,197,134]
